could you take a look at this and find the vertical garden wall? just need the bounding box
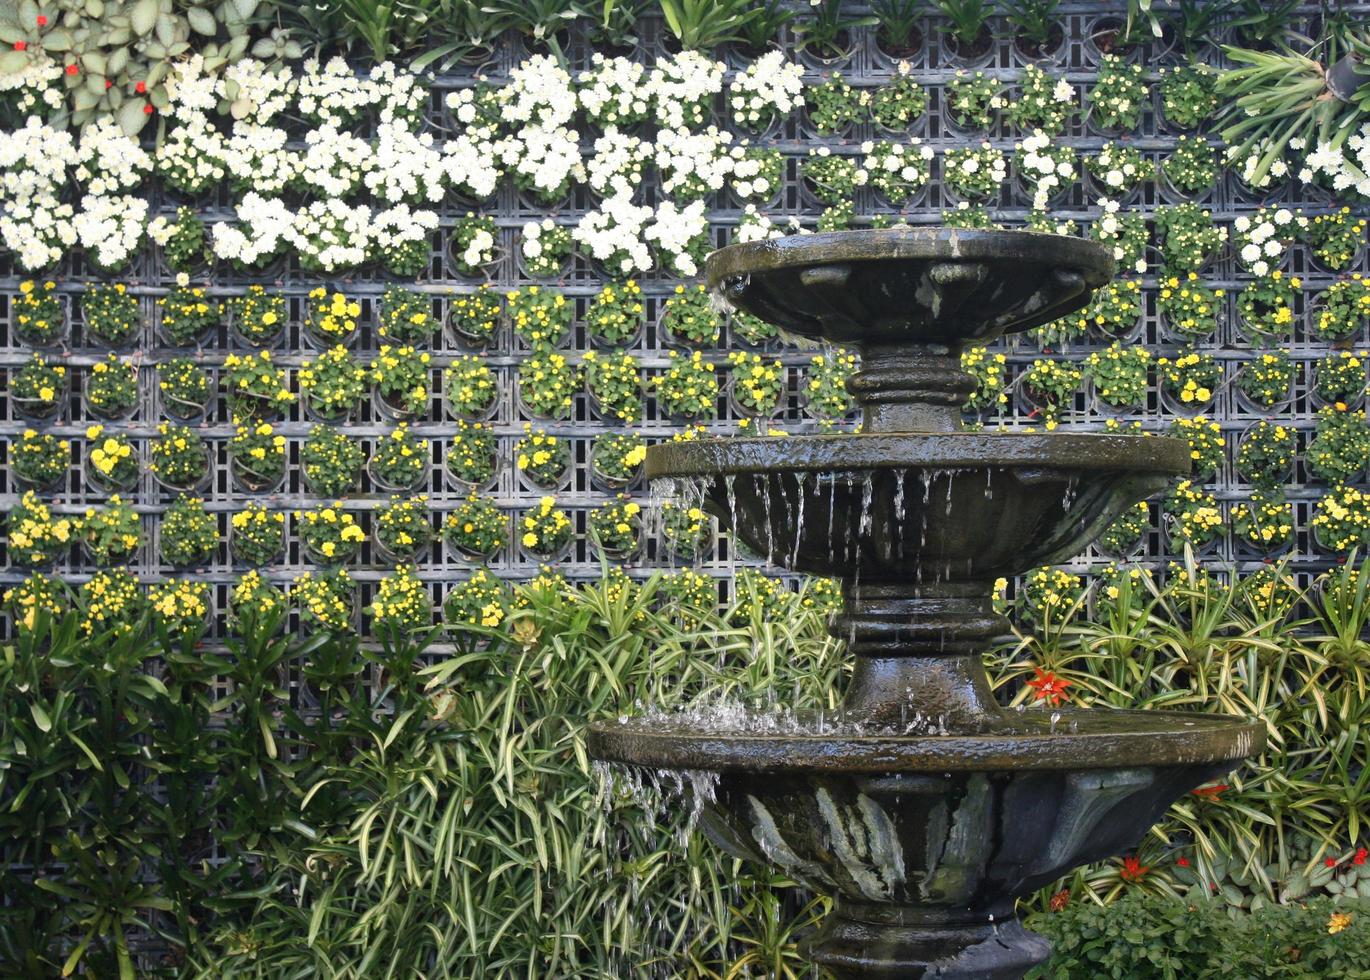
[3,1,1370,976]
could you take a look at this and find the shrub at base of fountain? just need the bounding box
[587,229,1264,980]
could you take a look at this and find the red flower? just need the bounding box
[1191,783,1228,799]
[1326,857,1339,868]
[103,78,111,88]
[1120,856,1150,883]
[1049,889,1070,912]
[35,14,47,26]
[143,103,153,115]
[64,63,77,75]
[12,40,25,51]
[135,80,146,94]
[1026,666,1072,706]
[1176,856,1190,868]
[1355,847,1367,866]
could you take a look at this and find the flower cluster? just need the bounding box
[159,285,219,347]
[1159,273,1224,339]
[871,63,927,130]
[82,282,140,346]
[231,502,284,566]
[13,279,64,345]
[1088,55,1147,131]
[3,572,67,632]
[6,491,73,566]
[962,347,1007,414]
[729,50,805,130]
[1314,485,1370,551]
[150,423,208,489]
[444,493,505,557]
[296,502,366,563]
[862,139,932,204]
[519,496,571,556]
[1169,415,1225,480]
[661,500,710,558]
[79,570,143,636]
[1158,65,1218,129]
[444,568,509,630]
[1091,201,1149,274]
[657,350,718,419]
[805,350,857,423]
[1019,567,1085,624]
[1314,276,1370,342]
[1235,488,1294,552]
[375,496,433,560]
[727,351,784,415]
[445,354,497,417]
[302,424,364,496]
[230,418,287,490]
[157,358,211,418]
[13,353,66,416]
[947,70,1003,129]
[1315,351,1367,405]
[1015,131,1075,209]
[807,73,869,134]
[300,345,367,420]
[1163,135,1218,193]
[1306,406,1370,486]
[513,425,570,488]
[583,350,642,423]
[228,570,286,631]
[1166,480,1224,548]
[943,142,1006,200]
[377,286,434,345]
[11,429,67,488]
[227,285,286,345]
[507,285,571,350]
[292,568,355,633]
[370,345,431,417]
[1237,270,1300,341]
[370,565,431,630]
[1238,350,1295,408]
[589,495,642,555]
[1086,343,1150,408]
[1156,203,1226,271]
[370,423,426,489]
[519,351,580,419]
[1158,348,1221,408]
[1009,64,1075,134]
[79,495,142,564]
[224,350,293,417]
[1232,207,1306,275]
[520,219,572,278]
[305,288,362,345]
[1304,207,1366,271]
[1023,358,1082,428]
[447,420,497,486]
[1236,421,1295,487]
[1099,501,1150,555]
[592,431,647,485]
[160,496,217,567]
[84,424,137,489]
[1088,142,1153,194]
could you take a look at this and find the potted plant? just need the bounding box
[507,285,572,351]
[583,349,643,423]
[84,424,138,492]
[1086,54,1147,132]
[589,494,642,559]
[962,346,1008,416]
[147,580,212,637]
[943,142,1007,201]
[82,282,141,347]
[519,495,573,558]
[1160,135,1218,197]
[587,280,645,347]
[1236,270,1300,342]
[447,419,498,488]
[729,147,785,205]
[291,568,356,634]
[304,287,363,348]
[1306,406,1370,486]
[591,431,647,488]
[803,148,868,205]
[79,495,142,564]
[518,351,581,420]
[870,62,927,130]
[451,212,499,277]
[370,345,431,420]
[445,354,498,419]
[863,139,933,205]
[1312,276,1370,344]
[3,572,68,631]
[1304,208,1366,272]
[1090,203,1148,275]
[1157,65,1218,131]
[77,570,144,634]
[946,70,1002,131]
[1157,348,1221,410]
[1085,342,1149,411]
[805,349,857,425]
[1237,350,1296,409]
[152,207,209,272]
[1232,207,1306,275]
[226,286,287,347]
[1158,272,1224,340]
[1165,480,1224,551]
[1235,421,1296,487]
[223,351,293,419]
[229,418,287,492]
[159,495,217,567]
[1086,142,1153,196]
[375,495,433,563]
[1021,358,1082,429]
[443,567,509,632]
[13,279,65,347]
[1234,488,1294,555]
[368,423,428,492]
[228,570,286,634]
[656,350,719,421]
[12,429,68,490]
[1097,500,1150,556]
[1155,203,1226,271]
[1314,351,1367,406]
[727,350,785,416]
[299,345,366,422]
[295,502,366,564]
[1007,64,1074,134]
[1168,415,1226,481]
[377,286,436,346]
[158,357,213,420]
[805,73,869,134]
[447,285,502,348]
[514,425,571,489]
[443,493,506,560]
[85,354,139,419]
[301,425,365,497]
[662,499,711,559]
[149,422,209,491]
[368,565,432,632]
[519,219,573,279]
[230,503,284,566]
[158,285,220,347]
[1313,485,1370,553]
[5,492,74,567]
[12,353,68,420]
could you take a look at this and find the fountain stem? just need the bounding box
[835,581,1006,729]
[849,344,976,433]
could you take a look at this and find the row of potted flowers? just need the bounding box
[2,488,700,570]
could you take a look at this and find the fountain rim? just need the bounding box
[644,432,1191,482]
[704,227,1116,290]
[587,708,1265,774]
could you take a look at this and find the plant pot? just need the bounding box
[592,531,642,563]
[152,444,213,494]
[372,384,425,423]
[302,396,356,425]
[1085,379,1145,417]
[230,453,286,494]
[87,463,140,496]
[516,383,574,423]
[447,241,505,282]
[301,537,360,567]
[1083,16,1143,64]
[797,32,857,71]
[161,386,214,423]
[1155,167,1215,206]
[302,321,358,351]
[1009,25,1066,67]
[367,456,428,494]
[374,532,429,567]
[83,388,139,422]
[940,23,995,68]
[445,534,502,565]
[81,539,139,568]
[228,316,285,350]
[519,537,573,565]
[13,393,65,423]
[589,447,639,492]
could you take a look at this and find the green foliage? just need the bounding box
[1027,893,1369,979]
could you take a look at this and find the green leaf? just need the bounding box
[0,48,27,73]
[130,0,158,35]
[116,96,147,135]
[231,0,257,20]
[28,702,51,732]
[186,6,215,34]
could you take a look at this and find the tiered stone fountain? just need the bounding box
[588,229,1263,979]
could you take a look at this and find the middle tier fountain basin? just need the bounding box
[649,432,1190,580]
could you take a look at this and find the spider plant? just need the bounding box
[482,0,587,48]
[934,0,992,46]
[1000,0,1061,50]
[871,0,922,52]
[594,0,653,47]
[794,0,879,58]
[659,0,761,49]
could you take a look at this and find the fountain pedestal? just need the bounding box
[588,230,1264,978]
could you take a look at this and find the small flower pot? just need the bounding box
[228,316,285,350]
[516,385,574,423]
[302,397,356,425]
[589,448,639,492]
[366,457,429,494]
[445,535,502,565]
[81,540,140,568]
[13,393,65,423]
[447,242,505,282]
[301,538,360,567]
[940,24,995,68]
[226,391,288,422]
[229,454,286,495]
[372,385,425,424]
[302,321,358,351]
[1155,168,1215,206]
[519,537,573,565]
[83,388,139,423]
[797,34,858,71]
[445,314,497,351]
[87,464,140,496]
[374,532,429,567]
[156,317,215,350]
[152,444,213,494]
[444,451,501,494]
[161,387,214,424]
[1008,25,1066,68]
[591,529,642,563]
[1085,379,1145,417]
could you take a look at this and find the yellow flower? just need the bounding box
[1327,912,1352,935]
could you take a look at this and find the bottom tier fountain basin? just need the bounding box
[589,709,1263,979]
